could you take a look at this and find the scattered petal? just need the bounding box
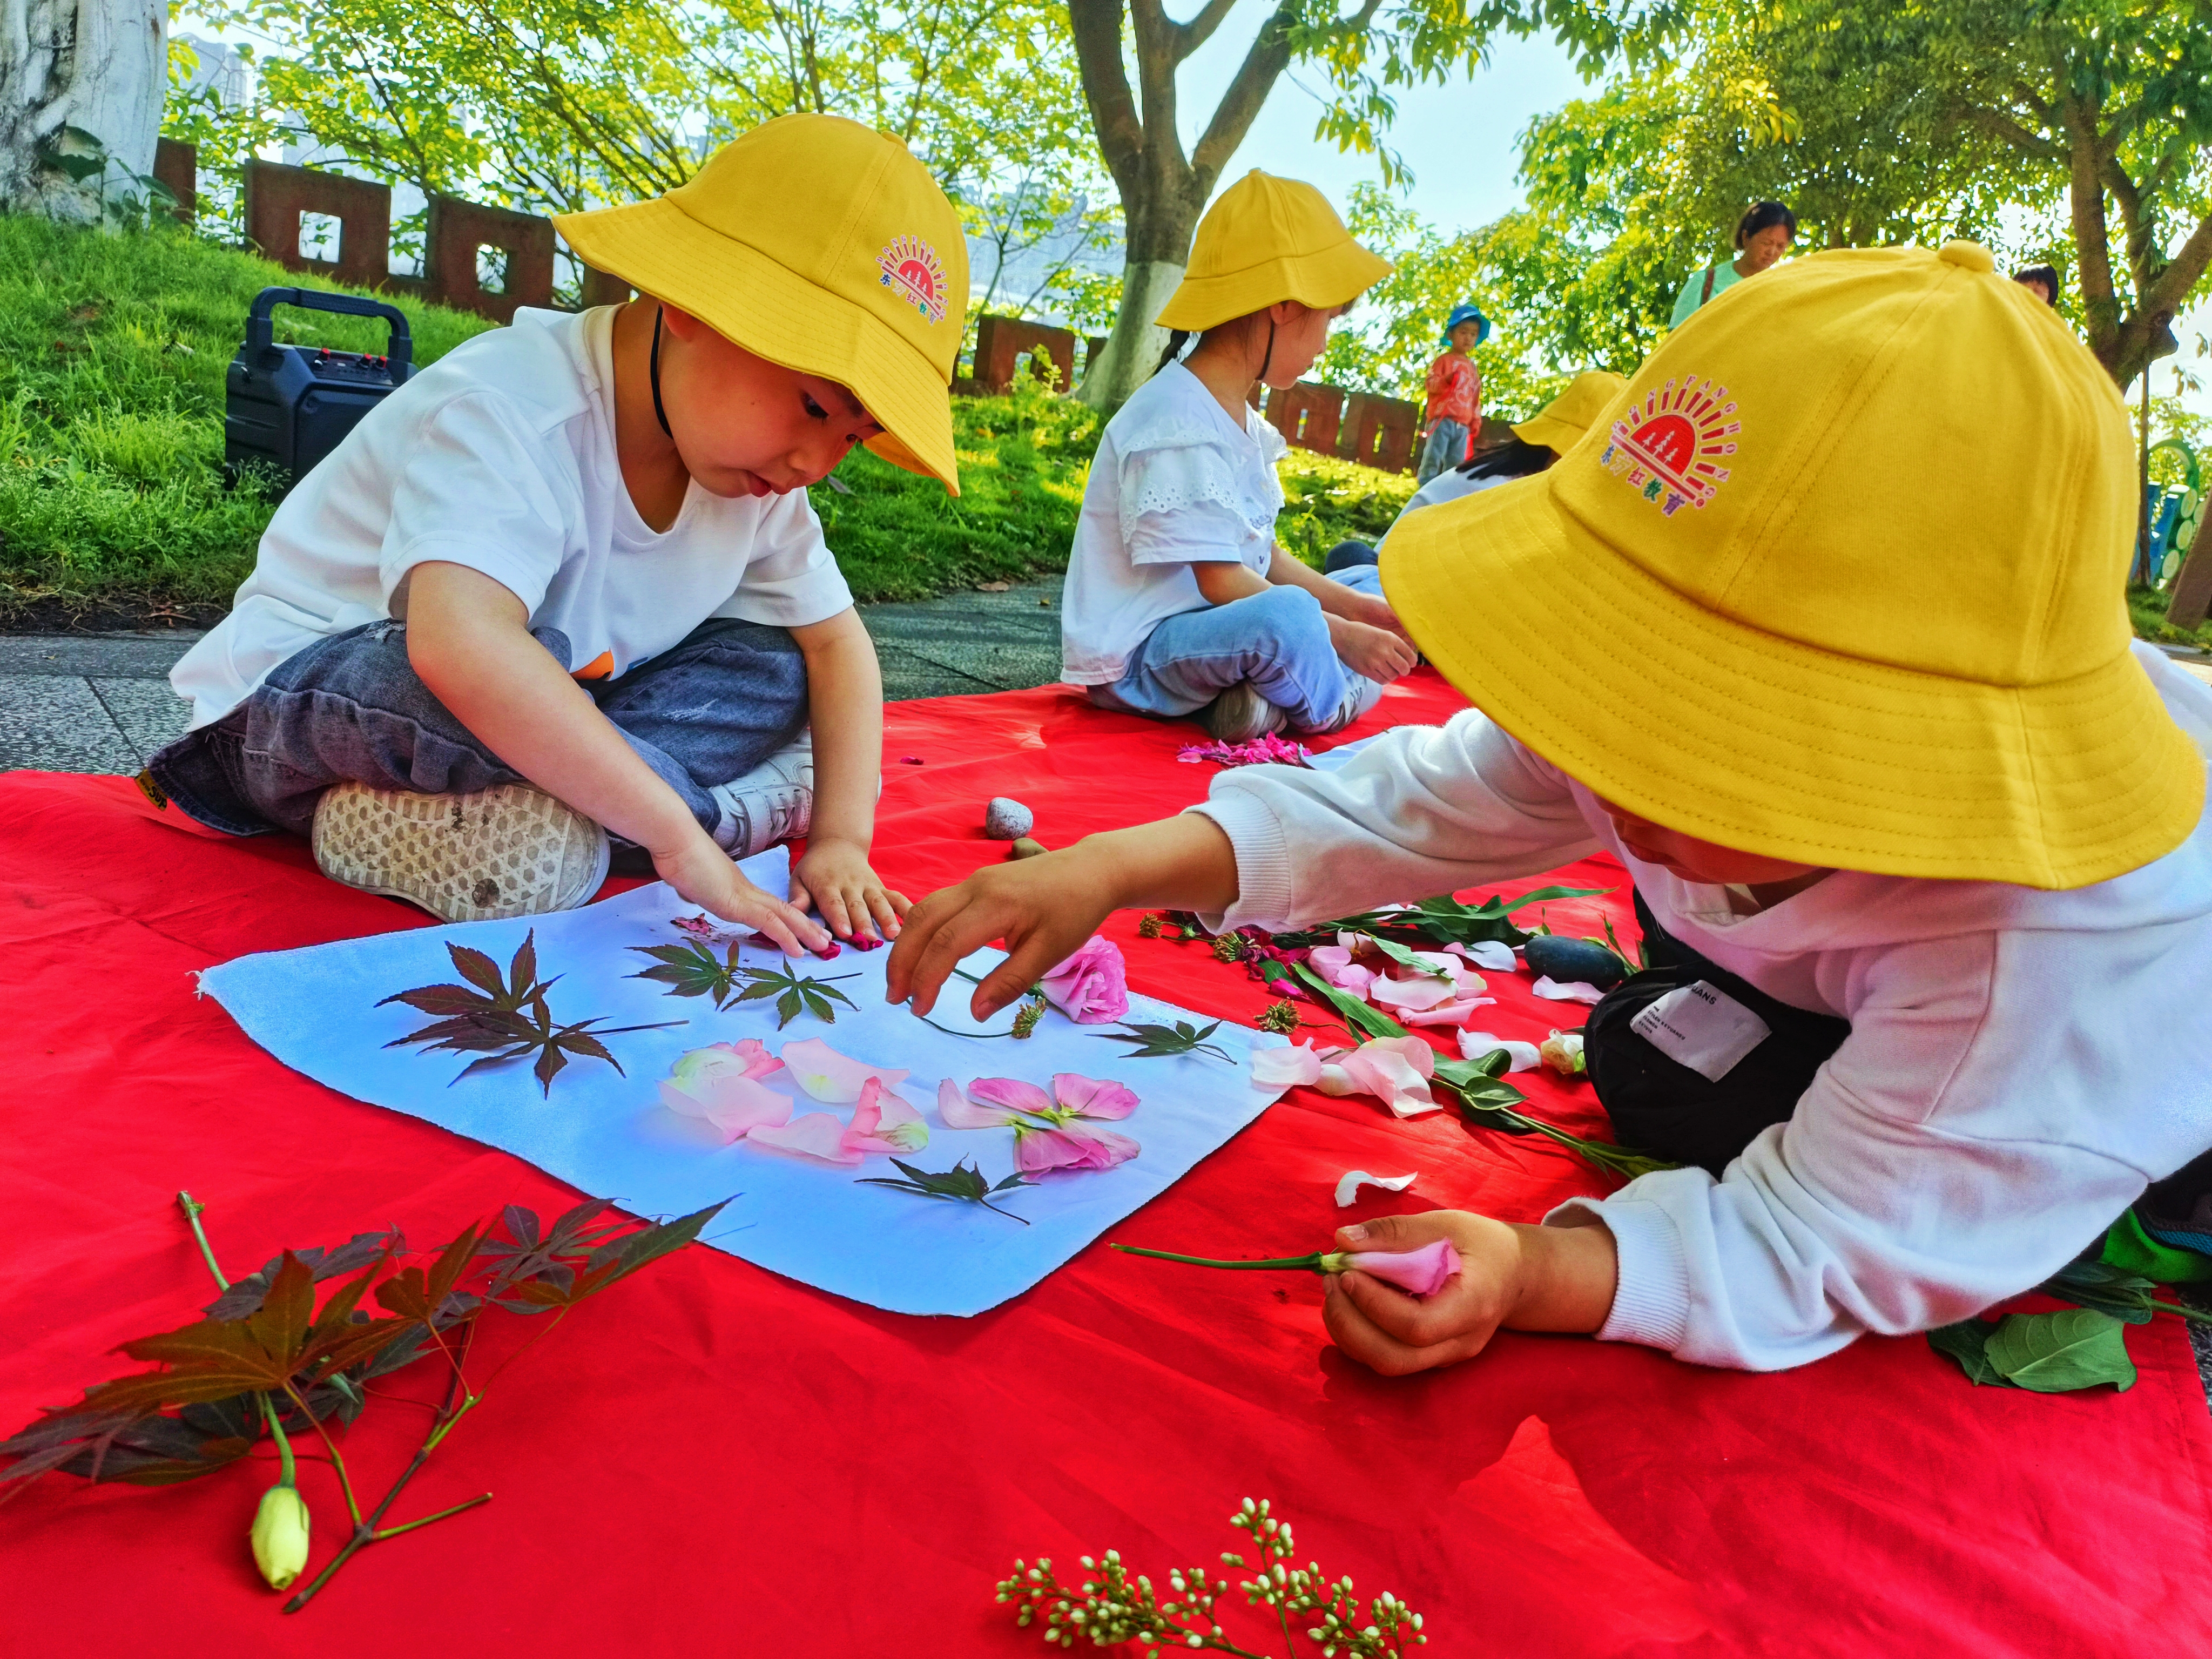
[1331,1035,1440,1117]
[967,1075,1057,1118]
[1013,1123,1104,1174]
[1250,1041,1328,1088]
[779,1036,911,1103]
[1369,973,1461,1013]
[844,1077,931,1155]
[1532,976,1608,1004]
[936,1077,1022,1129]
[899,756,925,765]
[657,1074,793,1142]
[1450,940,1519,972]
[1308,946,1375,996]
[747,1111,865,1165]
[1458,1031,1541,1071]
[1051,1073,1139,1120]
[1399,996,1496,1028]
[1334,1169,1419,1206]
[670,1039,783,1089]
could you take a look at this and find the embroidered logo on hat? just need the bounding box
[878,235,949,325]
[1599,376,1739,517]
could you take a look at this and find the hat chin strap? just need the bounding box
[650,305,673,439]
[1255,318,1277,385]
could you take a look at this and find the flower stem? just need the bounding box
[372,1491,493,1540]
[177,1193,305,1491]
[1110,1245,1333,1274]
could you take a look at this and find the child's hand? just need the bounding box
[1326,615,1420,685]
[792,837,910,943]
[653,833,828,956]
[886,848,1118,1020]
[1321,1209,1618,1374]
[1345,589,1414,643]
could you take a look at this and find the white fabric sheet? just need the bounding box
[196,851,1291,1316]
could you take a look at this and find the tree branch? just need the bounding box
[1169,0,1243,63]
[1190,0,1306,185]
[2059,89,2121,365]
[1958,101,2064,163]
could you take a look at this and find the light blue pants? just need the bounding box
[1415,419,1470,485]
[1087,565,1385,731]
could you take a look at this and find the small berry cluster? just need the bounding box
[996,1499,1427,1657]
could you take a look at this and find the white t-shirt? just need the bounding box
[1059,363,1286,685]
[172,306,854,729]
[1192,644,2212,1372]
[1378,468,1517,546]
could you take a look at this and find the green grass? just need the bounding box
[0,213,1427,619]
[2128,583,2212,652]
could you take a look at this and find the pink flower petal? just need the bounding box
[1331,1036,1439,1118]
[1309,946,1378,996]
[1343,1239,1462,1297]
[1369,973,1460,1012]
[1250,1042,1326,1088]
[779,1037,910,1103]
[844,1077,931,1155]
[1333,1169,1419,1206]
[1013,1123,1098,1173]
[668,1039,783,1090]
[1039,935,1130,1024]
[1449,940,1519,972]
[747,1111,864,1165]
[659,1071,794,1143]
[935,1077,1021,1129]
[1459,1031,1541,1071]
[968,1076,1056,1118]
[1532,977,1607,1006]
[1051,1073,1139,1120]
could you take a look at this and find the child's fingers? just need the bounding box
[816,884,855,939]
[888,891,985,1015]
[1334,1212,1461,1254]
[865,886,903,939]
[1323,1276,1491,1375]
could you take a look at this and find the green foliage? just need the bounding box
[857,1158,1033,1223]
[0,213,491,619]
[1928,1306,2141,1393]
[1098,1020,1235,1063]
[381,932,683,1093]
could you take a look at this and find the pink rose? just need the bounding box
[1339,1240,1461,1297]
[1039,936,1129,1024]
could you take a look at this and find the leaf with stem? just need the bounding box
[1097,1019,1235,1063]
[727,962,860,1028]
[858,1159,1033,1223]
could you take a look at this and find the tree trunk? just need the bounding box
[1065,0,1296,414]
[0,0,166,222]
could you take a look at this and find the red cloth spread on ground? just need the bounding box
[4,669,2210,1655]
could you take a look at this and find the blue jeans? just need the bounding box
[1415,419,1468,484]
[1086,564,1384,730]
[147,617,809,838]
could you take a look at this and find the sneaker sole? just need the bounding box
[311,782,610,923]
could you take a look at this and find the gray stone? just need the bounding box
[983,796,1034,839]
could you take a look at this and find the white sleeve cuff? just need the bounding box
[1185,785,1297,930]
[1545,1195,1692,1352]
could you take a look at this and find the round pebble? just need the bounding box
[1522,934,1628,990]
[984,797,1035,840]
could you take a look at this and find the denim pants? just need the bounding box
[1415,419,1469,485]
[146,617,809,838]
[1087,564,1384,730]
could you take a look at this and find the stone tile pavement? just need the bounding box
[0,578,1069,775]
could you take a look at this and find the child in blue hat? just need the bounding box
[1415,304,1488,484]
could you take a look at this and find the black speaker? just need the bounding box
[224,286,415,497]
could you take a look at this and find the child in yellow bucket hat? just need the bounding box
[891,240,2212,1375]
[154,114,967,950]
[1058,171,1410,744]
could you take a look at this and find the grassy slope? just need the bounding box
[0,214,1419,619]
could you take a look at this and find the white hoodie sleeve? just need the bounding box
[1188,708,1602,928]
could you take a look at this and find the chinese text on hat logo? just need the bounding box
[1599,376,1738,516]
[878,235,949,326]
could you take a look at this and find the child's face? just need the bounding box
[1598,800,1825,887]
[1448,320,1481,352]
[659,306,883,498]
[1260,300,1344,389]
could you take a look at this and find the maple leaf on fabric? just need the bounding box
[858,1158,1033,1223]
[1097,1019,1234,1063]
[630,939,860,1027]
[730,962,860,1029]
[382,930,683,1096]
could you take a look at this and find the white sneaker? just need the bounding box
[311,780,610,923]
[709,732,814,857]
[1305,676,1385,736]
[1200,682,1290,744]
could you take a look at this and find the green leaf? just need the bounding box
[777,988,802,1027]
[1926,1319,2015,1387]
[1291,963,1407,1041]
[1985,1310,2137,1393]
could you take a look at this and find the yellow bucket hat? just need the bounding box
[555,113,969,494]
[1154,171,1390,333]
[1381,240,2204,890]
[1510,370,1630,455]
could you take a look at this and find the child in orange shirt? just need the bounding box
[1415,303,1487,484]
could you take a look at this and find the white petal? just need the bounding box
[1333,1169,1420,1207]
[1532,976,1607,1005]
[1457,1031,1541,1071]
[1451,940,1519,972]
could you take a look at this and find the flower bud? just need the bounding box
[251,1482,311,1590]
[1539,1030,1587,1076]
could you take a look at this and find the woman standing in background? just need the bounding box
[1671,201,1795,327]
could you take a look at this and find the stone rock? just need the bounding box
[984,797,1034,840]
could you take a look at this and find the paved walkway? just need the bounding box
[0,579,1067,775]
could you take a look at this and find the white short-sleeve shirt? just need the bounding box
[170,305,854,729]
[1058,362,1286,685]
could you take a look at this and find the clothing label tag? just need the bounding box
[1629,980,1770,1082]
